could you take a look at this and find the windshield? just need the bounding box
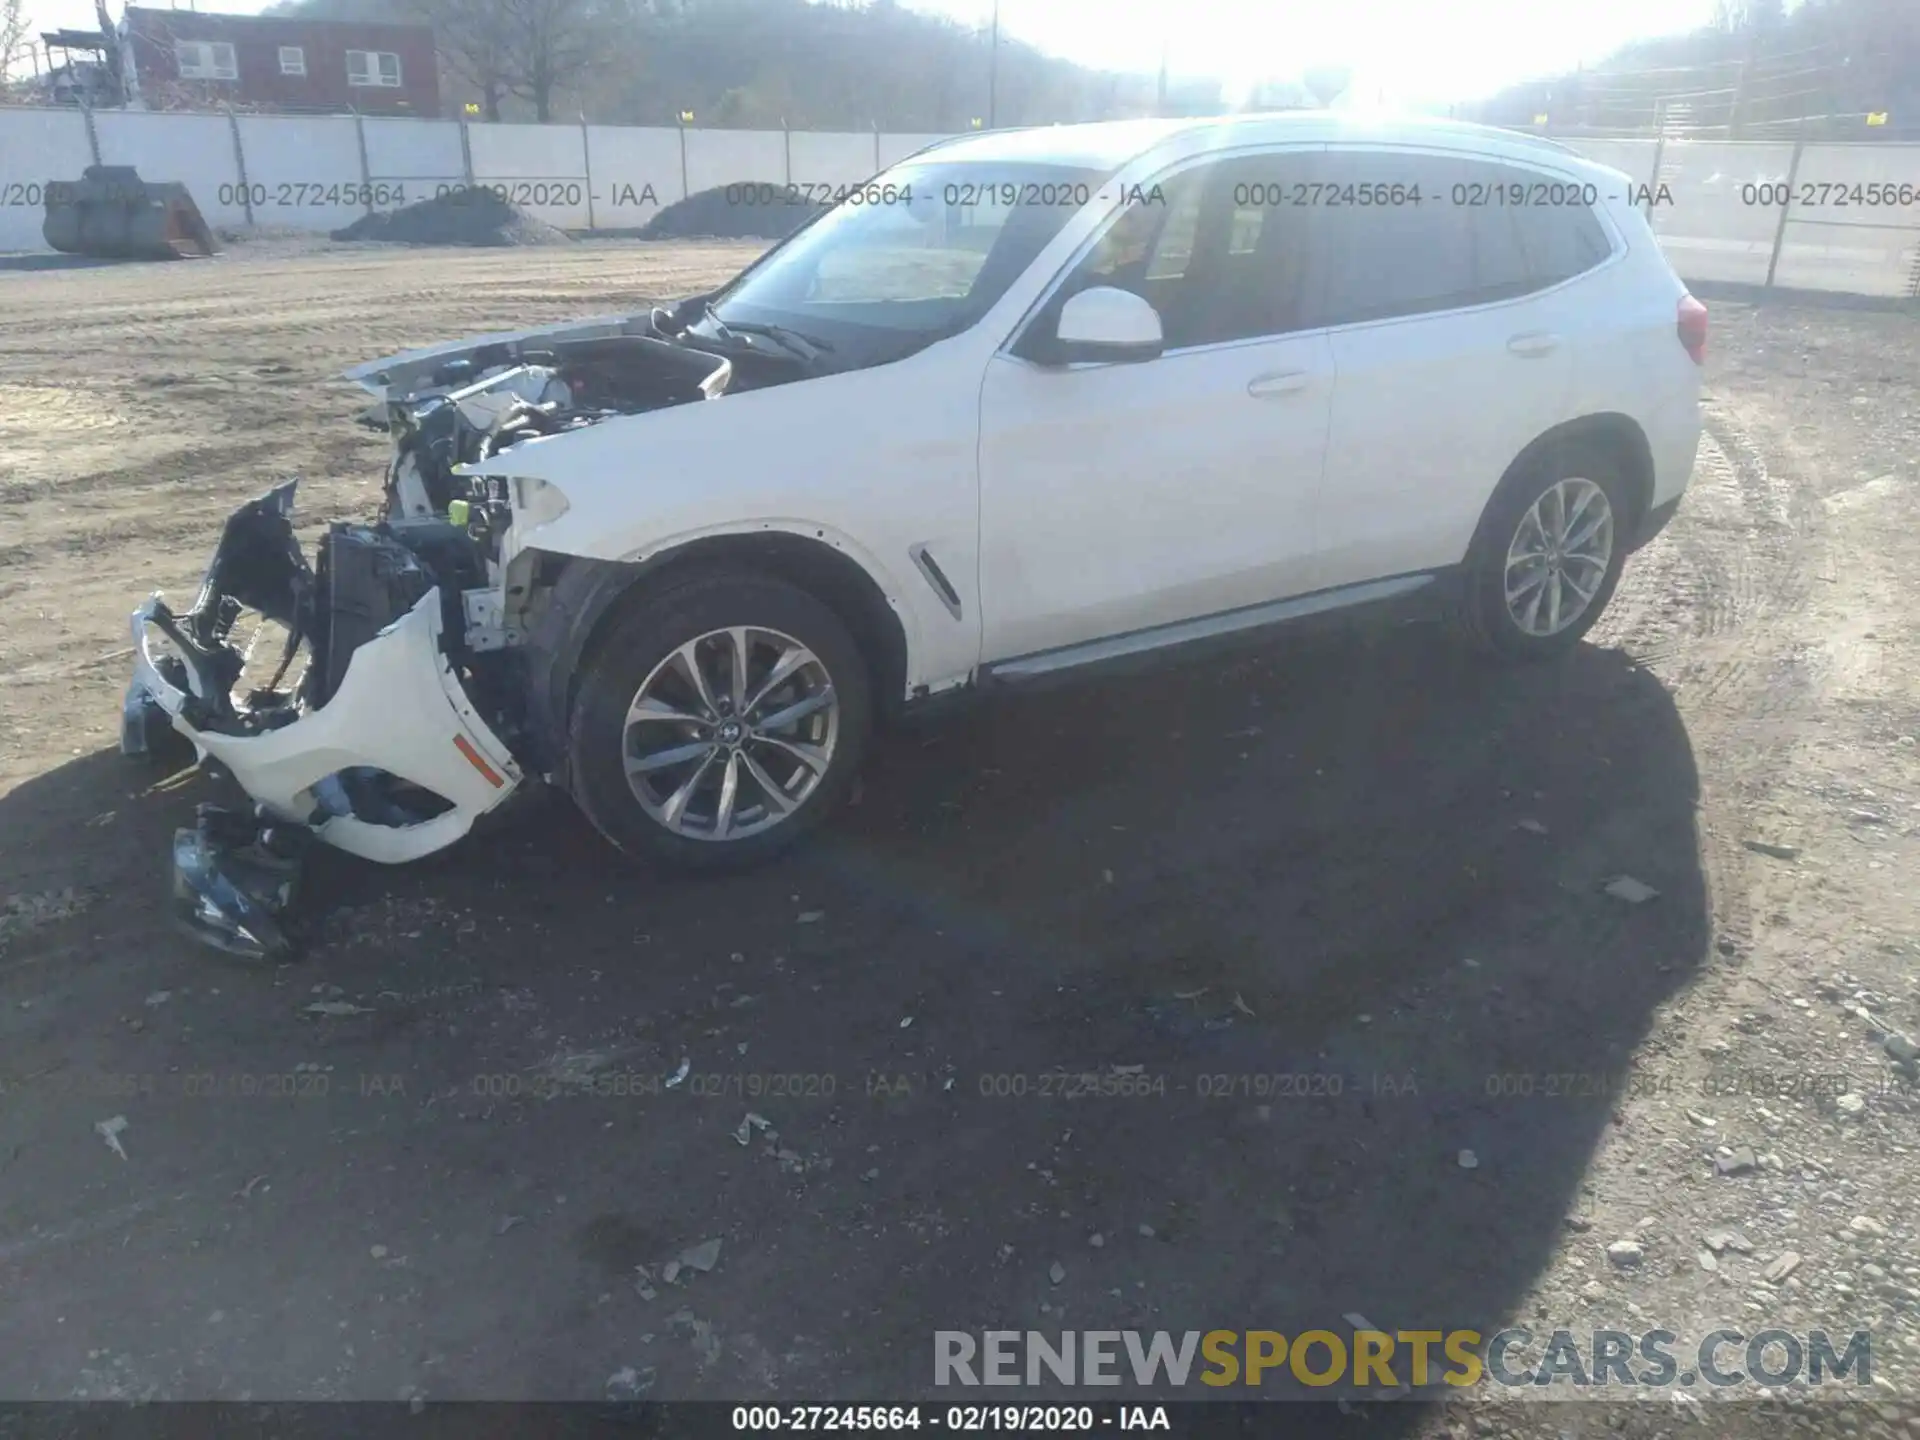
[708,159,1116,359]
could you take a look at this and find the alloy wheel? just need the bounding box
[621,626,839,841]
[1503,477,1615,638]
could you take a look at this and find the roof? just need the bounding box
[121,6,431,35]
[904,112,1582,170]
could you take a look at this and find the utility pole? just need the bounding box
[987,0,999,129]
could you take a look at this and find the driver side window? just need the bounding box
[1054,150,1315,351]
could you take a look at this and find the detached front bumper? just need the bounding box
[129,587,522,864]
[123,482,525,955]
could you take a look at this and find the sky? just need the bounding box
[20,0,1724,106]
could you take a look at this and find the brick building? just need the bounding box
[122,6,441,117]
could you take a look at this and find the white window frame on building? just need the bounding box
[175,40,239,81]
[346,50,403,88]
[279,46,307,76]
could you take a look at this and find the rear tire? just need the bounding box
[567,572,872,872]
[1451,449,1631,661]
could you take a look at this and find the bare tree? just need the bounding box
[2,0,32,89]
[500,0,611,122]
[399,0,609,122]
[401,0,517,120]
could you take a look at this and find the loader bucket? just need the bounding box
[42,165,218,261]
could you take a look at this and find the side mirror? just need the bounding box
[1050,286,1164,364]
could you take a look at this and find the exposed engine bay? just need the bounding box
[126,303,781,958]
[375,328,735,519]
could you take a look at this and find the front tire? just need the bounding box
[1452,451,1631,660]
[567,573,873,871]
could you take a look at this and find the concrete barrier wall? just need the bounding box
[684,129,788,195]
[586,125,683,228]
[787,131,882,190]
[2,105,1915,297]
[231,112,367,232]
[0,108,95,250]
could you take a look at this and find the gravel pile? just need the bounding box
[639,184,825,241]
[330,188,573,247]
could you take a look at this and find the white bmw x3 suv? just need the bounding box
[126,112,1703,947]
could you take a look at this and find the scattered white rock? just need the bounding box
[796,911,825,924]
[1849,1216,1888,1239]
[1606,1240,1645,1268]
[605,1365,653,1400]
[1603,875,1659,904]
[1705,1229,1754,1255]
[94,1116,129,1161]
[1457,1149,1480,1170]
[1834,1093,1868,1120]
[1048,1261,1066,1285]
[370,1244,388,1259]
[679,1238,722,1273]
[1764,1252,1804,1285]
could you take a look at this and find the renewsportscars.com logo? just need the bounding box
[934,1328,1873,1393]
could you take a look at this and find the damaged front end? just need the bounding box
[127,308,744,957]
[350,317,734,520]
[126,480,524,957]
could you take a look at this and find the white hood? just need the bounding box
[339,311,660,400]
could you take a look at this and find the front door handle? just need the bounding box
[1247,370,1313,398]
[1507,331,1562,358]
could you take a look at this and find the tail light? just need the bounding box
[1677,294,1708,364]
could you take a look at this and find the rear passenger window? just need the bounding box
[1306,152,1613,328]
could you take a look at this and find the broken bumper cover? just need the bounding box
[127,585,523,866]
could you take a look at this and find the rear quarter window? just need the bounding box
[1306,150,1615,328]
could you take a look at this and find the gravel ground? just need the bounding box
[0,244,1916,1438]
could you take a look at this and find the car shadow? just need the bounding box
[0,619,1707,1420]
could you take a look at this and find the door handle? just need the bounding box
[1507,331,1562,358]
[1247,370,1312,398]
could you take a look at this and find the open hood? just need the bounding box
[340,311,662,401]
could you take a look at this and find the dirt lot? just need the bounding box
[1,242,1917,1438]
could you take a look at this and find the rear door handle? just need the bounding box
[1247,370,1313,398]
[1507,331,1562,358]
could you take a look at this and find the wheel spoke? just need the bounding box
[659,750,717,832]
[626,739,713,776]
[1546,572,1564,633]
[755,686,835,735]
[726,627,751,712]
[1506,565,1548,602]
[744,645,813,717]
[751,732,830,775]
[712,751,741,837]
[1543,484,1566,542]
[739,749,795,814]
[1512,508,1548,557]
[670,641,722,719]
[627,694,707,728]
[1522,582,1547,633]
[1562,567,1600,605]
[1558,482,1597,542]
[1565,508,1610,555]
